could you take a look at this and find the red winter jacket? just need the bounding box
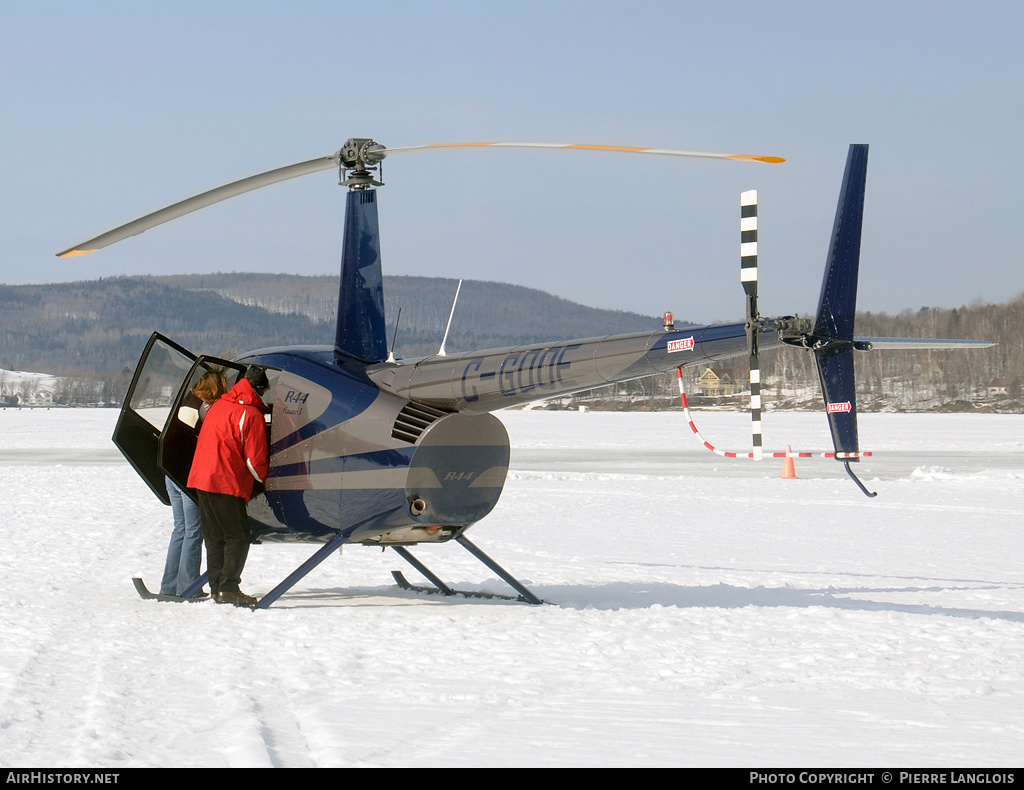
[187,378,270,502]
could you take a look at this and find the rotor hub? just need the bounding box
[338,138,387,190]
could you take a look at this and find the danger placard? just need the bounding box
[667,337,695,353]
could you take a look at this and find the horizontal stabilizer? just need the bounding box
[854,337,995,350]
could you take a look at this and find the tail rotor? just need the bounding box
[678,147,878,496]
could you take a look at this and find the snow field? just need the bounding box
[0,409,1022,766]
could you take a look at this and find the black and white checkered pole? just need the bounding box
[741,190,763,462]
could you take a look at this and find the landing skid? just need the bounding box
[134,533,543,608]
[390,536,545,605]
[391,570,524,602]
[132,576,209,602]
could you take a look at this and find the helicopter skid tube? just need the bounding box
[390,546,455,595]
[251,529,543,607]
[390,540,545,604]
[132,575,210,603]
[391,571,526,602]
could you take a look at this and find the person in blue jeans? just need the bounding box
[161,475,203,596]
[160,370,228,597]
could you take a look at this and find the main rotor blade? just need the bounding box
[58,155,339,257]
[381,142,785,164]
[58,139,784,258]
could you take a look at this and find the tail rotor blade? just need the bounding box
[740,190,763,461]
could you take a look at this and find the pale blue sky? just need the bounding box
[2,1,1021,323]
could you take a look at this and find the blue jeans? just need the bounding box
[161,476,203,596]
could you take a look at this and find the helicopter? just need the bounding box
[58,140,992,608]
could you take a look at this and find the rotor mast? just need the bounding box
[334,139,390,363]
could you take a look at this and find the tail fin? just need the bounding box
[335,189,388,363]
[813,144,869,342]
[813,144,868,458]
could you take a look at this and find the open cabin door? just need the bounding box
[158,355,247,499]
[112,333,198,505]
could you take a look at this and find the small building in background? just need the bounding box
[697,367,746,397]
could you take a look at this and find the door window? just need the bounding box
[113,333,197,505]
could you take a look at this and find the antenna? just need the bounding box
[387,307,402,363]
[437,279,463,357]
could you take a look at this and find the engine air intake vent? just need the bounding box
[392,401,450,443]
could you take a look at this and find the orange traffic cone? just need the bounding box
[781,446,798,480]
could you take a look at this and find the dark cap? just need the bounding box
[244,365,270,394]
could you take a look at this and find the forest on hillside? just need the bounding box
[156,273,663,355]
[0,273,1019,411]
[581,295,1023,413]
[0,274,663,405]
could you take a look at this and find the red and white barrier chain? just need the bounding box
[675,368,871,459]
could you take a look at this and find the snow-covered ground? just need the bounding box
[1,408,1022,767]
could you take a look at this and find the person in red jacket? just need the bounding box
[188,365,270,607]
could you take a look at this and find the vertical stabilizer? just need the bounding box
[813,144,868,458]
[813,144,868,341]
[336,189,387,363]
[815,347,860,456]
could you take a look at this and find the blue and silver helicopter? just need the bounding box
[59,140,990,607]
